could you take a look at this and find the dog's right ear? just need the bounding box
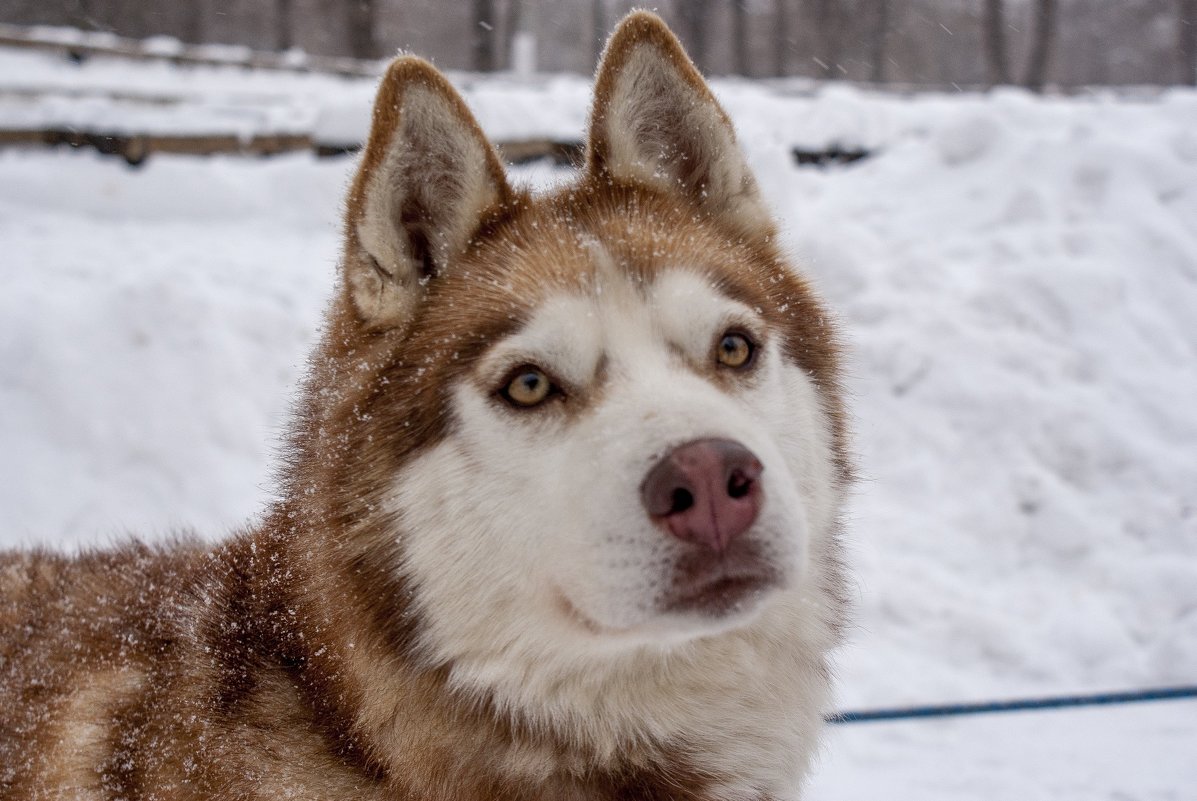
[343,57,512,330]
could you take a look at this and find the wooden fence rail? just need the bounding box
[0,23,380,78]
[0,126,586,166]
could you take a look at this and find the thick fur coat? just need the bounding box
[0,13,850,800]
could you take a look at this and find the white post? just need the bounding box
[512,30,537,78]
[510,0,537,78]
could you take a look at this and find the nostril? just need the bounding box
[669,487,695,515]
[727,470,753,499]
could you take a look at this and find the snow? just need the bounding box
[2,43,1196,799]
[812,701,1195,801]
[0,44,590,144]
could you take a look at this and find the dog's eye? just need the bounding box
[716,332,756,369]
[501,367,555,408]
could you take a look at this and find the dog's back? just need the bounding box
[0,543,204,792]
[1,539,380,798]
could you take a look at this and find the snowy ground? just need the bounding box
[814,700,1196,801]
[2,45,1197,798]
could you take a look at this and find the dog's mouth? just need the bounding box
[658,542,782,618]
[553,541,785,635]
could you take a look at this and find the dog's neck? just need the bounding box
[234,513,813,801]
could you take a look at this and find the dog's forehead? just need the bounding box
[491,266,751,361]
[435,186,768,323]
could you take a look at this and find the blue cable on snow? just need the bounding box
[825,685,1197,725]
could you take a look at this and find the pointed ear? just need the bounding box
[344,57,513,329]
[586,12,771,238]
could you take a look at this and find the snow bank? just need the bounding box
[788,85,1197,706]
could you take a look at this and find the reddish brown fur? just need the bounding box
[0,12,846,800]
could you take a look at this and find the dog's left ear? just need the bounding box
[586,12,771,239]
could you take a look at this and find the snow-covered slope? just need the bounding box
[2,46,1196,799]
[788,85,1197,704]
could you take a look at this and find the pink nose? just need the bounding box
[640,438,764,552]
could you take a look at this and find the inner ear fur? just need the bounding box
[344,57,513,330]
[586,12,772,239]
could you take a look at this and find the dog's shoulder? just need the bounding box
[1,538,209,642]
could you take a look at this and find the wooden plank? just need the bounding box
[0,23,380,78]
[495,139,583,166]
[0,124,582,168]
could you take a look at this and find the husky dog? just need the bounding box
[0,12,850,801]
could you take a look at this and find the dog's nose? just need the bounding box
[641,438,763,552]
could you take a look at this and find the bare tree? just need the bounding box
[180,2,203,44]
[774,0,789,76]
[276,0,293,51]
[1024,0,1058,91]
[808,0,845,78]
[473,0,499,71]
[869,0,889,82]
[347,0,378,60]
[111,0,152,38]
[69,0,100,31]
[675,0,712,72]
[1181,0,1197,84]
[983,0,1011,85]
[983,0,1056,91]
[593,0,606,67]
[732,0,749,76]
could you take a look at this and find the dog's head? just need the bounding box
[309,13,847,685]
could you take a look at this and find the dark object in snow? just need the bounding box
[0,126,581,168]
[494,138,582,166]
[792,144,873,168]
[0,127,312,166]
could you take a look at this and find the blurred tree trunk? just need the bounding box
[347,0,378,59]
[276,0,292,50]
[180,2,203,44]
[1181,0,1197,85]
[809,0,844,78]
[113,0,152,38]
[1023,0,1057,92]
[773,0,789,76]
[869,0,889,82]
[473,0,498,71]
[983,0,1010,85]
[732,0,749,76]
[592,0,606,68]
[676,0,712,72]
[70,0,97,31]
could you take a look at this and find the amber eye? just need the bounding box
[716,332,755,369]
[501,367,555,408]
